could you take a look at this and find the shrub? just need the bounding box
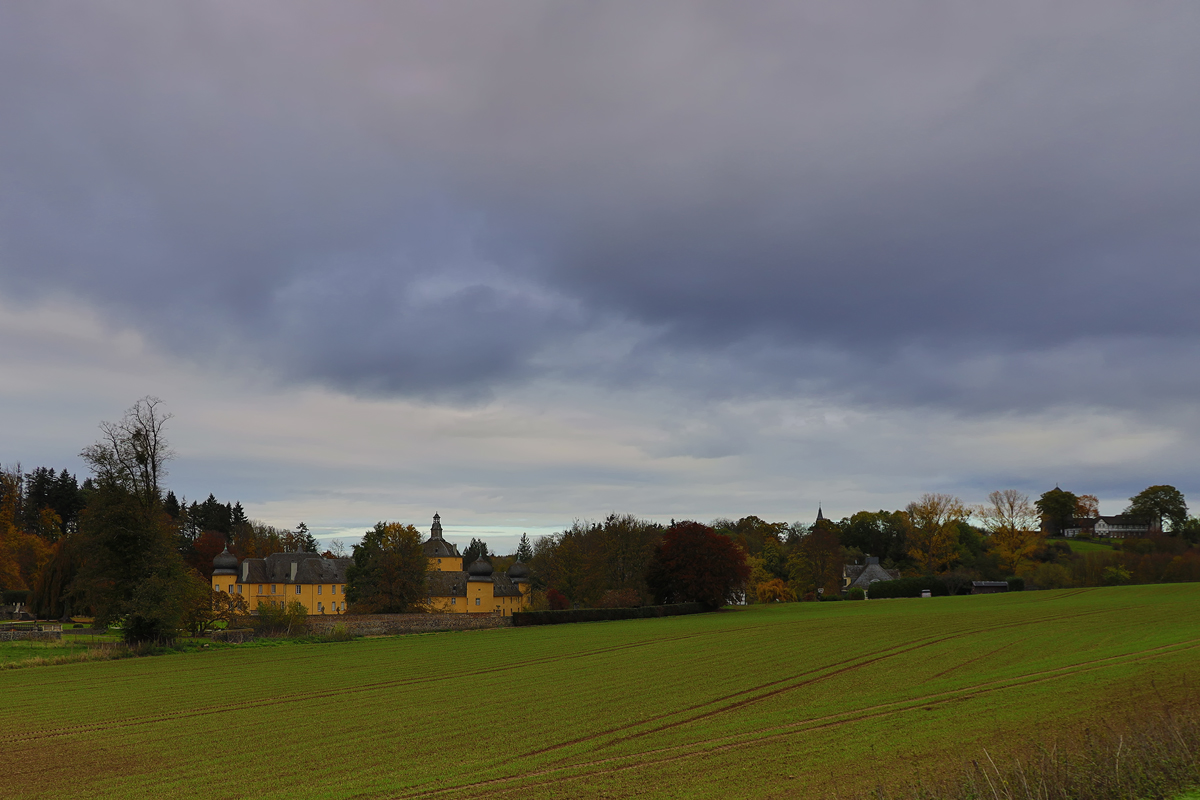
[755,579,795,603]
[324,624,353,642]
[545,588,570,610]
[846,587,866,600]
[1102,565,1132,585]
[249,600,308,636]
[1006,576,1025,591]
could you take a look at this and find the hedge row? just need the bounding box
[865,576,951,599]
[512,602,709,626]
[867,576,1025,598]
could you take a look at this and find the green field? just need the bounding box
[2,584,1199,799]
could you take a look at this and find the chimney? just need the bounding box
[242,561,249,581]
[290,562,297,582]
[865,556,879,565]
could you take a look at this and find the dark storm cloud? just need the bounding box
[1,2,1198,408]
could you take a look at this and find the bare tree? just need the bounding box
[80,396,174,506]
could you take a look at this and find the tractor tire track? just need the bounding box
[517,606,1122,764]
[390,636,1200,799]
[0,621,782,745]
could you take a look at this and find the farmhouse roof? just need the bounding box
[846,557,901,590]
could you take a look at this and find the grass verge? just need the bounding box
[873,693,1200,800]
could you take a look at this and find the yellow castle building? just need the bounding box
[211,548,351,615]
[423,513,532,616]
[210,514,530,616]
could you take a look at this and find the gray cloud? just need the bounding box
[2,2,1198,411]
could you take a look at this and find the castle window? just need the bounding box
[318,585,322,595]
[258,585,263,595]
[228,585,234,593]
[451,597,456,605]
[295,585,301,595]
[237,585,242,594]
[475,597,480,606]
[271,584,276,594]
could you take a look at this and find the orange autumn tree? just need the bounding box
[0,469,53,596]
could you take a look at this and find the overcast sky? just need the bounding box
[2,2,1198,550]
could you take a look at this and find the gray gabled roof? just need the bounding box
[848,563,901,590]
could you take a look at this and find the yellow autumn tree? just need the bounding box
[977,489,1043,573]
[905,493,970,574]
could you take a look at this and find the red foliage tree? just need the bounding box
[545,588,570,610]
[645,521,750,609]
[190,529,228,578]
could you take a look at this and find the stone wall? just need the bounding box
[307,613,513,636]
[0,630,62,642]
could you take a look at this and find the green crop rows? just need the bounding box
[2,584,1198,799]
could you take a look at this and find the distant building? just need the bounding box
[971,581,1008,594]
[842,556,900,592]
[211,549,351,615]
[1061,515,1158,539]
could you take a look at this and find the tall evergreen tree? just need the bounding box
[461,537,491,569]
[515,533,533,562]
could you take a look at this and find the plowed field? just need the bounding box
[3,584,1198,799]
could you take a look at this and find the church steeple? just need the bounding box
[430,513,443,540]
[816,505,825,522]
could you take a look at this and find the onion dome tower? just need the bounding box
[212,545,238,576]
[506,561,530,581]
[467,557,494,582]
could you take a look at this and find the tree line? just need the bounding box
[3,397,1199,639]
[524,487,1200,607]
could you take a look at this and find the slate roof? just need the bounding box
[231,553,352,585]
[426,570,523,598]
[423,537,461,558]
[427,571,468,597]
